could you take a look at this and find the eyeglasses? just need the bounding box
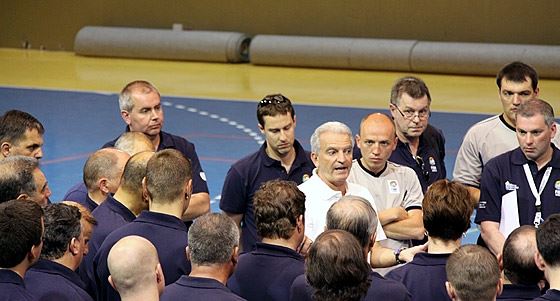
[393,105,430,120]
[414,156,430,182]
[259,94,289,106]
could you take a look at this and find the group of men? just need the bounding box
[1,60,560,300]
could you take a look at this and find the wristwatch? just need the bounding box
[394,247,406,264]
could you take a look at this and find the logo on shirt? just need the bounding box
[429,156,437,173]
[555,180,560,197]
[302,174,310,182]
[200,172,207,182]
[387,180,400,194]
[505,181,519,191]
[479,201,486,209]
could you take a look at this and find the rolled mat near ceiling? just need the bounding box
[250,35,560,78]
[74,26,250,63]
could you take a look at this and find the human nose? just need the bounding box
[279,130,287,141]
[34,148,43,159]
[525,133,534,145]
[512,93,522,105]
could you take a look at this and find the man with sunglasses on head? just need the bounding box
[220,94,315,253]
[386,77,446,193]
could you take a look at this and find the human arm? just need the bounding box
[480,221,505,256]
[369,241,427,268]
[453,127,484,204]
[382,209,425,241]
[182,192,210,220]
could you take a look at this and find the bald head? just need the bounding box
[115,132,154,155]
[357,113,398,174]
[108,236,163,298]
[119,151,154,193]
[503,225,543,285]
[83,148,130,194]
[326,196,377,249]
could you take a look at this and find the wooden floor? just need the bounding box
[2,48,559,115]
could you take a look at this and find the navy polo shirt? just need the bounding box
[93,210,190,301]
[475,145,560,226]
[80,195,136,298]
[385,252,451,301]
[103,129,209,194]
[228,242,304,301]
[290,270,410,301]
[63,182,98,212]
[0,269,34,301]
[162,276,246,301]
[497,283,541,300]
[219,140,314,252]
[25,259,93,301]
[534,289,560,301]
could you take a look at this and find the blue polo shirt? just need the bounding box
[228,242,304,301]
[497,283,541,300]
[290,270,410,301]
[162,276,246,301]
[93,210,190,301]
[80,195,136,298]
[0,269,34,301]
[63,182,98,212]
[25,259,92,301]
[385,252,451,301]
[475,145,560,226]
[534,289,560,301]
[103,129,209,195]
[219,140,314,252]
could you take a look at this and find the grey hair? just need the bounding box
[0,156,39,202]
[310,121,353,154]
[326,195,378,248]
[188,213,239,265]
[517,98,555,127]
[118,80,160,112]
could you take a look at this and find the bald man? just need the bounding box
[348,113,424,272]
[64,148,130,212]
[108,236,164,301]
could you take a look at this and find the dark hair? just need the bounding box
[496,61,538,91]
[423,180,473,241]
[446,245,500,301]
[188,213,239,265]
[390,76,431,105]
[536,213,560,267]
[0,200,44,268]
[0,156,39,203]
[254,180,305,239]
[326,195,378,248]
[41,203,82,260]
[306,230,371,301]
[0,110,44,145]
[516,98,555,127]
[145,149,191,203]
[256,94,295,127]
[503,225,543,285]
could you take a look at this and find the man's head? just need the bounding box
[0,199,44,269]
[257,94,297,159]
[536,214,560,272]
[0,156,51,206]
[187,213,239,274]
[356,113,397,174]
[108,236,164,299]
[423,180,473,241]
[41,203,87,271]
[62,201,97,256]
[143,149,192,210]
[118,151,154,211]
[446,245,502,301]
[83,148,130,196]
[0,110,44,160]
[496,62,539,127]
[326,195,378,253]
[306,230,371,301]
[114,132,155,155]
[515,98,556,163]
[389,77,431,140]
[253,179,305,245]
[119,81,164,139]
[310,121,354,191]
[502,225,543,285]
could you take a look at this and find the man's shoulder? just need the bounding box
[485,148,517,169]
[464,114,509,138]
[231,149,263,171]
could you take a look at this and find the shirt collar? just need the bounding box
[124,126,170,151]
[106,195,136,221]
[253,242,303,260]
[356,158,387,178]
[261,139,308,168]
[0,269,24,286]
[176,275,229,290]
[136,211,187,232]
[306,169,345,201]
[30,259,87,290]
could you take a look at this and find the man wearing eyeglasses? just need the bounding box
[454,62,560,206]
[387,77,446,193]
[220,94,315,253]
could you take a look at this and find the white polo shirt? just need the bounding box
[298,169,386,241]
